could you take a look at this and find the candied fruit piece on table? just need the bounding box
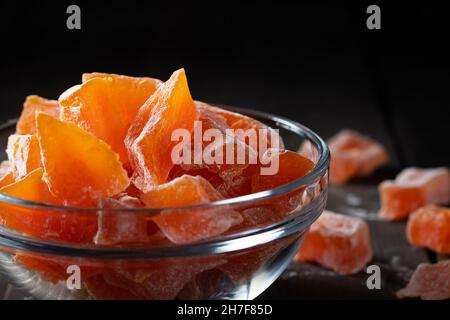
[295,210,373,275]
[16,95,59,135]
[125,68,199,192]
[6,134,42,179]
[36,113,130,206]
[397,260,450,300]
[379,167,450,220]
[59,73,161,168]
[327,129,388,185]
[406,205,450,254]
[140,174,242,244]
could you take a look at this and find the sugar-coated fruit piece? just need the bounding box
[0,168,99,243]
[0,161,15,188]
[328,129,388,185]
[0,160,10,176]
[295,210,372,275]
[195,101,229,133]
[397,260,450,300]
[0,168,97,243]
[16,95,59,135]
[198,102,285,150]
[126,68,199,192]
[141,175,242,244]
[6,134,42,179]
[0,168,60,205]
[36,113,129,206]
[379,167,450,220]
[81,72,161,85]
[406,205,450,254]
[60,73,161,167]
[247,149,315,220]
[94,196,154,246]
[251,149,315,193]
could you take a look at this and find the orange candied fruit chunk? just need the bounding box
[59,72,161,168]
[407,205,450,254]
[6,134,42,179]
[379,167,450,220]
[0,168,60,233]
[296,210,372,275]
[16,95,59,135]
[94,196,155,246]
[397,260,450,300]
[141,174,242,244]
[36,113,129,206]
[251,149,314,193]
[328,129,388,185]
[126,68,199,192]
[0,161,15,188]
[198,102,285,150]
[0,168,99,243]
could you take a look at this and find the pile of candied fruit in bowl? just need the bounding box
[0,67,449,300]
[0,69,320,299]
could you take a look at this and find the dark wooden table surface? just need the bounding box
[0,2,448,300]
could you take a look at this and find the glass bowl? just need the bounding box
[0,105,329,300]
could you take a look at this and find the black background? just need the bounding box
[1,1,449,169]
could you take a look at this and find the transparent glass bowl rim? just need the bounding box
[0,105,330,258]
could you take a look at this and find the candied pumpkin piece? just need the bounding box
[251,149,314,193]
[94,196,155,246]
[397,260,450,300]
[6,134,42,179]
[36,113,129,206]
[59,73,161,167]
[182,133,258,194]
[328,129,388,185]
[0,168,99,243]
[407,205,450,254]
[379,167,450,220]
[125,68,199,191]
[244,150,315,222]
[295,210,373,275]
[16,95,59,135]
[0,168,59,205]
[0,168,60,235]
[1,170,63,238]
[198,102,284,150]
[141,175,242,244]
[0,161,15,188]
[81,72,161,85]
